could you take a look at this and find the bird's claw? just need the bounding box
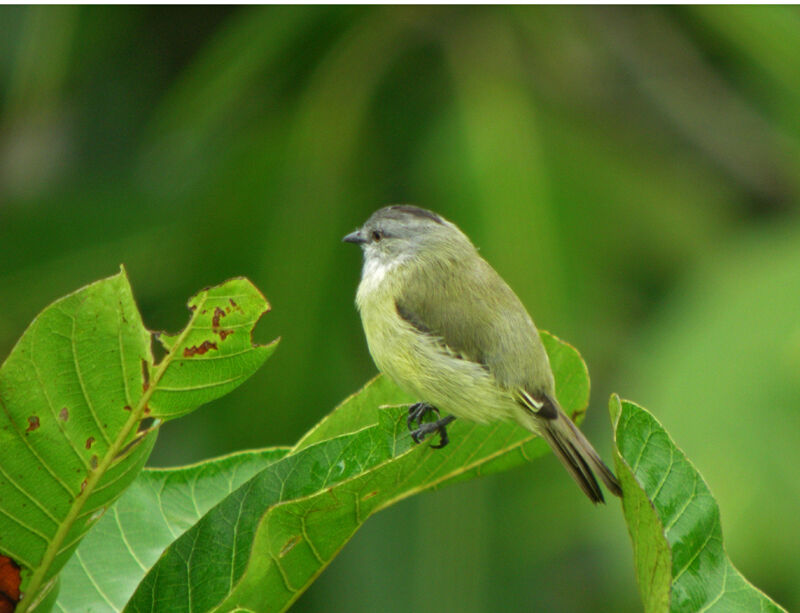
[407,402,440,430]
[409,415,456,449]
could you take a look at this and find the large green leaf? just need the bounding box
[0,270,277,612]
[54,448,290,613]
[124,331,589,612]
[610,395,786,613]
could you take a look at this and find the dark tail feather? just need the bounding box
[539,411,622,504]
[517,390,622,503]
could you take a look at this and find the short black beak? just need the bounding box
[342,230,366,245]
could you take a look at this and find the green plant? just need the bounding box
[0,270,277,612]
[0,274,786,612]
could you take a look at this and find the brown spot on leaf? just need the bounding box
[183,340,218,357]
[123,405,132,411]
[211,307,234,341]
[279,535,301,558]
[59,407,69,421]
[189,304,197,311]
[0,555,21,612]
[26,416,39,432]
[141,359,150,392]
[570,407,587,422]
[85,437,95,450]
[80,479,88,494]
[90,455,98,470]
[212,306,226,329]
[361,490,379,501]
[229,298,238,308]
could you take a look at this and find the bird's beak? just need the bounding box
[342,230,366,245]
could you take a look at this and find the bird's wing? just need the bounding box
[395,253,554,394]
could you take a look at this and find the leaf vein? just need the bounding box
[152,376,245,392]
[75,548,119,611]
[28,328,91,470]
[70,314,112,446]
[696,562,728,613]
[114,506,148,572]
[0,446,61,525]
[664,473,698,533]
[632,426,656,472]
[672,522,719,583]
[649,445,674,501]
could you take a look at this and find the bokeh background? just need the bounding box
[1,6,798,612]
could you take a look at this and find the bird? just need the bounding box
[344,204,621,503]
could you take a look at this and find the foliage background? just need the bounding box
[0,6,797,612]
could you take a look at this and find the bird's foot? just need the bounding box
[407,402,440,430]
[410,415,456,449]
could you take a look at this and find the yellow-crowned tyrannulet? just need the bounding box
[344,205,621,503]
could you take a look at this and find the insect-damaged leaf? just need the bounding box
[0,269,276,612]
[149,278,277,419]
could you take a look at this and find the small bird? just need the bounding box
[344,205,621,503]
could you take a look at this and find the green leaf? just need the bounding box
[610,395,786,613]
[148,277,278,419]
[290,374,414,453]
[124,331,589,613]
[0,270,277,612]
[55,448,290,612]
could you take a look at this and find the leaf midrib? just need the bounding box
[213,423,539,613]
[16,293,208,612]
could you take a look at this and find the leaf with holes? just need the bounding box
[123,331,590,613]
[610,395,786,613]
[147,277,277,419]
[0,269,277,612]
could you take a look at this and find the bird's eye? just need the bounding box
[371,230,383,242]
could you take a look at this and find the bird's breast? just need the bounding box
[356,284,518,424]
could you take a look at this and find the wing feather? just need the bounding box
[395,252,554,395]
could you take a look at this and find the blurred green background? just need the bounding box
[1,6,798,612]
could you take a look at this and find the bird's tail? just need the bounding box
[519,391,622,504]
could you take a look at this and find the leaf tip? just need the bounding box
[608,393,622,429]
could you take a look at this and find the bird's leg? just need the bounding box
[407,402,440,430]
[410,415,456,449]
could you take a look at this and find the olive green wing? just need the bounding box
[395,254,554,394]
